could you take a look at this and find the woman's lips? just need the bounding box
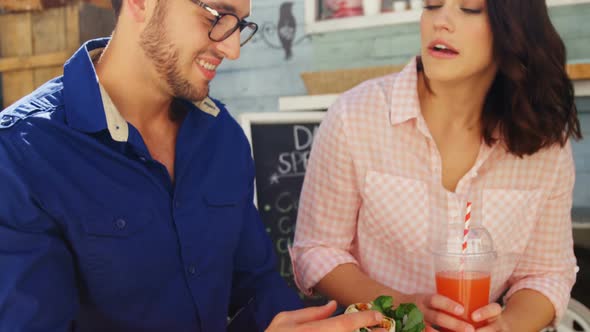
[427,40,460,59]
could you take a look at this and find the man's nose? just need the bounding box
[216,29,241,60]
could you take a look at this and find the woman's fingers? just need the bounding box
[427,311,474,332]
[471,303,502,323]
[424,304,474,332]
[426,294,465,316]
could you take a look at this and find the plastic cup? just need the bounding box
[433,223,496,330]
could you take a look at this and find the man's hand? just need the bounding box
[408,293,475,332]
[472,303,510,332]
[266,300,387,332]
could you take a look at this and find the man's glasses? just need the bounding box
[191,0,258,47]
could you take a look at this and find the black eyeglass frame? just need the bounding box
[191,0,258,46]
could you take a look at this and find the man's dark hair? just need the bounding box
[112,0,122,17]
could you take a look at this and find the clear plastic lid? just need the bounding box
[433,223,495,256]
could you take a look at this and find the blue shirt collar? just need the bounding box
[62,38,223,139]
[63,38,111,134]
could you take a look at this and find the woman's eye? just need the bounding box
[423,5,442,10]
[461,8,483,14]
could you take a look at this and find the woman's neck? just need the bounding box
[417,71,493,132]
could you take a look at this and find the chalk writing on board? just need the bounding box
[251,122,325,307]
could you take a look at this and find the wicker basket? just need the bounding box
[300,64,405,95]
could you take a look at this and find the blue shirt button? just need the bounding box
[175,200,181,208]
[115,218,127,229]
[187,265,197,275]
[139,156,147,162]
[0,115,14,126]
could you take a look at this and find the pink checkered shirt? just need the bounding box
[291,57,577,322]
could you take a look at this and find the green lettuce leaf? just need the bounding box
[369,296,426,332]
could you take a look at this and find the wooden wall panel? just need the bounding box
[311,22,420,71]
[0,0,42,12]
[0,3,79,108]
[210,0,312,114]
[572,112,590,207]
[65,3,80,51]
[0,13,34,107]
[550,3,590,61]
[78,2,115,42]
[32,6,67,86]
[312,4,590,71]
[211,0,311,72]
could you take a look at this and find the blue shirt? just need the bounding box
[0,38,302,332]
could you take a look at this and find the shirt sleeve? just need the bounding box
[0,137,79,331]
[503,142,578,324]
[290,99,361,296]
[227,148,302,332]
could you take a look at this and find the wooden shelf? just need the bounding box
[569,62,590,80]
[0,51,70,73]
[0,4,79,106]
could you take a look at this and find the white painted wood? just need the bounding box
[304,0,318,35]
[575,80,590,97]
[574,222,590,229]
[240,112,325,131]
[278,94,339,111]
[306,10,421,35]
[275,82,589,114]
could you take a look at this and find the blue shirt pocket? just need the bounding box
[75,211,167,302]
[200,191,246,267]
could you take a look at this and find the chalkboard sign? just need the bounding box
[240,112,326,307]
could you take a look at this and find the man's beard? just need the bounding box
[139,2,209,102]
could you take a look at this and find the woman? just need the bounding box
[291,0,582,331]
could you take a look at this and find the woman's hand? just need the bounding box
[472,303,510,332]
[407,293,475,332]
[266,300,388,332]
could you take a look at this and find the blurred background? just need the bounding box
[0,0,589,329]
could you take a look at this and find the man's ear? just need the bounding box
[124,0,149,22]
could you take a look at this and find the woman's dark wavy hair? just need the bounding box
[482,0,582,157]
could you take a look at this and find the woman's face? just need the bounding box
[420,0,497,84]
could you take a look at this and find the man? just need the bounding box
[0,0,388,330]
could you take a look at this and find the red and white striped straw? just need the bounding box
[462,201,472,253]
[459,201,472,274]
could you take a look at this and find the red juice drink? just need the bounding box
[435,271,491,330]
[433,223,496,332]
